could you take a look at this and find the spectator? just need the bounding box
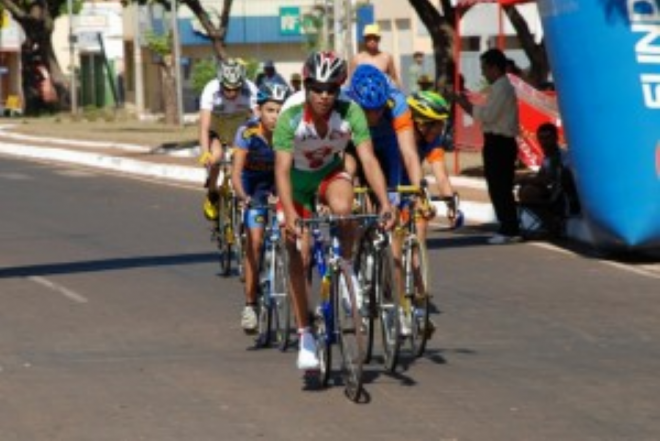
[289,72,302,92]
[451,48,521,244]
[518,122,581,215]
[517,123,563,204]
[408,51,425,92]
[255,60,287,88]
[350,24,401,87]
[417,74,435,92]
[506,58,522,76]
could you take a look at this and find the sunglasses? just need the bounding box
[307,83,340,95]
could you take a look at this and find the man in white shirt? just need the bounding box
[452,48,521,244]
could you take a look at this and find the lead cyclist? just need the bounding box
[198,58,258,222]
[274,51,395,371]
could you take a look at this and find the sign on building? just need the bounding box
[279,7,300,36]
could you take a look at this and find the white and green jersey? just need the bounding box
[273,91,371,172]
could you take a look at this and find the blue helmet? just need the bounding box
[349,64,390,110]
[256,81,291,105]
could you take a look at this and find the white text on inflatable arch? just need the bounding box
[630,0,660,108]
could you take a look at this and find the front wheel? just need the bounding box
[354,234,376,364]
[217,194,233,277]
[377,247,401,372]
[272,244,292,351]
[334,260,365,402]
[402,239,430,358]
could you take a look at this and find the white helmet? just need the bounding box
[302,51,347,86]
[217,58,245,89]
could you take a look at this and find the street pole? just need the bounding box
[170,0,184,126]
[67,0,77,115]
[133,5,145,118]
[333,0,341,55]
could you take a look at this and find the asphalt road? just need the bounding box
[1,156,659,441]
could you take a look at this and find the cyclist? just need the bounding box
[345,64,422,194]
[274,51,395,371]
[198,58,258,222]
[345,64,423,335]
[407,91,464,233]
[231,82,291,334]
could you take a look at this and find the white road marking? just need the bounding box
[28,276,89,304]
[600,260,660,280]
[0,172,32,180]
[55,169,98,177]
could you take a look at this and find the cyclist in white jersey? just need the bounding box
[274,51,395,371]
[198,58,258,220]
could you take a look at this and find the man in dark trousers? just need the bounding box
[451,48,521,244]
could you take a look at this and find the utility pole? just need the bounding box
[333,0,341,55]
[133,5,144,118]
[344,0,353,60]
[67,0,77,115]
[170,0,184,126]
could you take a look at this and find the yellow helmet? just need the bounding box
[407,91,450,122]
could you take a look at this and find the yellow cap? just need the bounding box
[290,73,302,81]
[363,24,381,38]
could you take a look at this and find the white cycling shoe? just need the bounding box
[296,331,320,370]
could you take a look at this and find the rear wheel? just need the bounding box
[334,260,365,402]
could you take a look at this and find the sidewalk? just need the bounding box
[0,124,498,224]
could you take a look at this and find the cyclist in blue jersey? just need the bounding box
[345,64,422,191]
[274,51,395,371]
[345,64,423,335]
[232,82,291,334]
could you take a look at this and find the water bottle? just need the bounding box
[320,275,331,302]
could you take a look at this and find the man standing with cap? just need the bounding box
[416,74,435,92]
[408,51,425,92]
[350,23,400,87]
[255,60,287,88]
[289,73,302,92]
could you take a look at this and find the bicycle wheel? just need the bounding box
[233,199,245,281]
[314,305,332,387]
[256,284,272,348]
[403,238,430,358]
[272,244,293,351]
[377,246,401,371]
[334,260,365,402]
[354,233,376,364]
[217,193,233,277]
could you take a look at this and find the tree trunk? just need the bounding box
[161,56,178,125]
[503,6,550,88]
[9,1,70,115]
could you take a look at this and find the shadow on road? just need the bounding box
[0,252,218,278]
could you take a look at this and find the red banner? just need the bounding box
[454,74,564,170]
